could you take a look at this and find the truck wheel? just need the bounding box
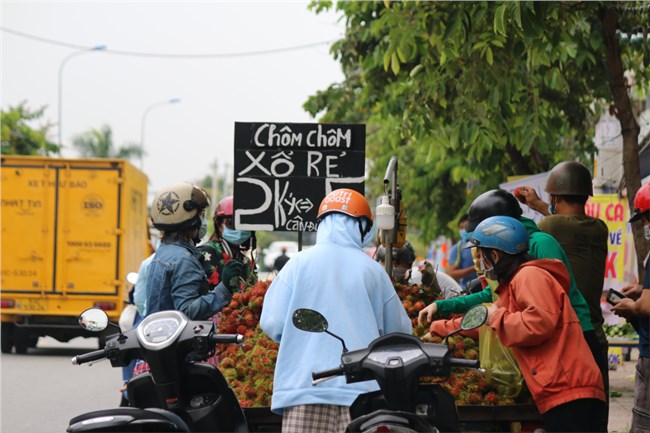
[1,324,14,354]
[14,328,29,354]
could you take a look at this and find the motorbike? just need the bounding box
[67,308,248,433]
[292,304,488,433]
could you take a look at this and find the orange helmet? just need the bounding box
[317,188,373,222]
[630,182,650,222]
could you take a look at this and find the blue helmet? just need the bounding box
[465,215,529,255]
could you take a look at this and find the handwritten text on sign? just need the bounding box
[233,122,366,232]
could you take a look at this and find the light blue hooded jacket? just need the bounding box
[260,213,412,414]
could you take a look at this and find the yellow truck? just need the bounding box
[1,156,149,353]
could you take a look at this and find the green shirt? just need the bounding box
[538,214,608,343]
[435,217,594,333]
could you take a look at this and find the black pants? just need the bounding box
[583,330,609,431]
[542,398,606,432]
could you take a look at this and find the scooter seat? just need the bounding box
[67,407,191,432]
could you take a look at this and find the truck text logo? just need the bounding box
[82,194,104,216]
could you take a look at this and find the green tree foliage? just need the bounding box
[72,125,143,160]
[1,102,60,156]
[305,1,649,241]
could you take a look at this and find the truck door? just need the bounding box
[56,164,121,296]
[1,164,56,296]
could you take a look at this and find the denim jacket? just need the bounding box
[145,240,232,320]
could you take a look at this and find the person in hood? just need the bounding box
[473,216,606,432]
[260,188,412,433]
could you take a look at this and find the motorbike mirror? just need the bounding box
[460,304,488,331]
[292,309,328,333]
[126,272,139,285]
[78,308,109,332]
[443,304,488,342]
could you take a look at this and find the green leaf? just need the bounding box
[494,4,507,36]
[450,124,460,149]
[383,50,392,71]
[486,46,494,65]
[409,64,424,77]
[511,1,522,30]
[444,10,462,41]
[391,52,401,74]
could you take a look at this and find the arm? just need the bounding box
[171,256,232,320]
[435,287,492,315]
[489,268,560,347]
[428,316,479,339]
[260,275,292,343]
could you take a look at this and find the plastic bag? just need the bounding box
[479,324,525,399]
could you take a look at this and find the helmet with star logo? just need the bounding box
[151,183,210,232]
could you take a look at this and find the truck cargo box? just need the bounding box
[1,156,149,353]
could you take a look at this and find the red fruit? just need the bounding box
[513,187,527,203]
[229,300,240,309]
[237,325,248,335]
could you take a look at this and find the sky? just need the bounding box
[2,1,346,199]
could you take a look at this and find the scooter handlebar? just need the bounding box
[449,357,480,369]
[312,366,345,381]
[71,349,106,365]
[209,333,244,345]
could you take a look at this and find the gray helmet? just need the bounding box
[151,183,210,231]
[466,189,522,232]
[545,161,593,196]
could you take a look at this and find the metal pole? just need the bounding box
[139,98,180,170]
[57,45,106,151]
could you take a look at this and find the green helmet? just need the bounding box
[545,161,593,196]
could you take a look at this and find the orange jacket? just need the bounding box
[489,259,605,413]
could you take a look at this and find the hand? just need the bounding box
[620,284,643,300]
[485,303,498,323]
[418,302,438,325]
[221,260,245,293]
[610,297,637,318]
[514,186,547,214]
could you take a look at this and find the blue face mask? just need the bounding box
[547,204,555,215]
[459,229,470,243]
[199,218,208,239]
[222,227,252,246]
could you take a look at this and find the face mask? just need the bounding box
[199,218,208,240]
[644,224,650,241]
[479,252,498,281]
[223,227,252,246]
[459,229,470,243]
[547,197,556,215]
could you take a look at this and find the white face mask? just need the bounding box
[479,251,499,281]
[644,224,650,242]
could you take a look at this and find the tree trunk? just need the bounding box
[601,7,649,280]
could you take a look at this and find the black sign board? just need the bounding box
[233,122,366,232]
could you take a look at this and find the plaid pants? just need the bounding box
[282,404,351,433]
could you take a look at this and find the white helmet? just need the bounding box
[151,183,210,231]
